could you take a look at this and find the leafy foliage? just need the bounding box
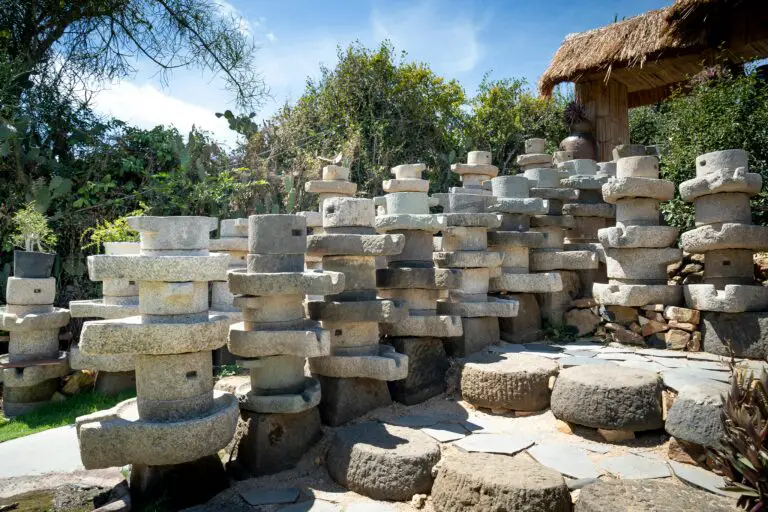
[8,201,56,252]
[710,368,768,510]
[80,204,148,253]
[629,71,768,231]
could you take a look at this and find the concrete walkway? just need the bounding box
[0,425,84,478]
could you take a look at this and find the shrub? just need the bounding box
[8,201,57,252]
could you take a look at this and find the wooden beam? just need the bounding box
[575,78,630,162]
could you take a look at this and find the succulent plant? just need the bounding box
[563,101,590,130]
[709,368,768,511]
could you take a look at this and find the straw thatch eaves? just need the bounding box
[539,0,768,107]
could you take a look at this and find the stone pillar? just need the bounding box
[593,156,683,307]
[307,198,409,425]
[69,242,139,395]
[76,216,239,509]
[305,165,357,213]
[374,163,462,404]
[559,158,615,297]
[1,276,69,416]
[522,149,599,324]
[209,218,247,365]
[486,173,562,342]
[680,150,768,315]
[432,152,519,356]
[227,214,341,474]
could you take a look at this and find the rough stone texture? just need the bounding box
[574,478,735,512]
[436,297,518,318]
[499,294,542,342]
[304,180,357,195]
[374,214,445,233]
[433,251,502,269]
[309,345,408,380]
[489,272,563,293]
[696,148,749,176]
[487,198,547,215]
[236,408,322,475]
[564,308,601,336]
[0,307,70,332]
[381,314,463,338]
[229,269,345,296]
[701,311,768,358]
[461,353,558,411]
[388,337,449,405]
[684,284,768,313]
[616,156,659,179]
[681,223,768,252]
[327,423,440,501]
[5,277,56,304]
[551,364,663,431]
[487,231,546,248]
[431,452,571,512]
[306,233,405,256]
[376,267,460,289]
[613,144,647,160]
[315,376,393,426]
[665,382,725,450]
[127,216,216,251]
[593,283,682,307]
[680,167,762,201]
[530,250,598,271]
[87,253,228,282]
[602,178,675,203]
[447,317,501,357]
[562,203,614,218]
[598,225,679,248]
[604,247,682,281]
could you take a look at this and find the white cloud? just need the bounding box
[89,81,240,147]
[370,0,485,75]
[266,32,277,43]
[215,0,254,36]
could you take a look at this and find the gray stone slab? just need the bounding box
[597,346,637,354]
[556,342,604,351]
[669,461,741,498]
[599,454,670,480]
[568,442,610,454]
[664,367,730,384]
[636,348,688,358]
[453,433,535,455]
[421,423,469,442]
[596,353,651,362]
[563,350,597,358]
[521,350,565,359]
[487,343,526,354]
[527,444,601,479]
[646,356,689,368]
[686,352,727,362]
[617,360,666,373]
[0,426,84,478]
[559,357,615,368]
[384,415,443,428]
[685,360,729,372]
[523,343,563,353]
[662,370,723,392]
[240,488,300,506]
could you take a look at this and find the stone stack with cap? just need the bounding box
[375,163,462,404]
[593,156,682,309]
[433,151,498,214]
[69,241,139,395]
[517,138,554,171]
[486,171,562,342]
[523,152,599,323]
[75,216,239,508]
[209,218,247,365]
[432,154,519,355]
[226,214,343,474]
[1,275,69,416]
[306,198,409,425]
[679,150,768,355]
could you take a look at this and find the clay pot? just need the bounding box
[560,121,597,160]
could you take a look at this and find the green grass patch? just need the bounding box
[0,389,135,443]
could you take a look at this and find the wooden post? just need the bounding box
[575,78,630,162]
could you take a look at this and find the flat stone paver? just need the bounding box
[527,444,601,479]
[669,461,741,498]
[421,423,469,442]
[598,454,670,480]
[453,433,534,455]
[0,426,84,478]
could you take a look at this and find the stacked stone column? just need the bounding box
[305,165,357,213]
[76,216,238,508]
[69,242,139,394]
[374,163,462,404]
[434,151,498,214]
[306,198,409,425]
[593,156,682,307]
[1,276,69,416]
[227,215,343,474]
[486,174,563,342]
[522,148,599,323]
[680,149,768,313]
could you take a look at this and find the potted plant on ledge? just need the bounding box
[10,202,58,278]
[81,205,147,256]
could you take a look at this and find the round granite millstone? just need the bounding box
[575,478,735,512]
[431,452,571,512]
[326,423,440,501]
[461,353,558,411]
[550,364,663,431]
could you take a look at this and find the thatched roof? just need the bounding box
[539,0,768,106]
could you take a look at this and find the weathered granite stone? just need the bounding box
[432,452,571,512]
[382,178,429,193]
[127,216,217,252]
[436,297,518,318]
[487,197,547,215]
[529,250,598,271]
[602,178,675,203]
[680,167,762,201]
[696,148,748,176]
[315,376,393,426]
[701,311,768,358]
[665,382,725,450]
[309,345,409,380]
[387,337,449,404]
[524,168,562,188]
[5,277,56,304]
[0,307,70,332]
[489,272,563,293]
[551,364,663,431]
[684,284,768,313]
[327,423,440,501]
[374,214,445,233]
[616,156,659,178]
[612,144,647,160]
[305,180,357,195]
[228,322,330,358]
[87,253,228,282]
[380,314,463,338]
[574,478,735,511]
[376,267,460,289]
[433,251,502,269]
[562,203,614,218]
[694,192,752,226]
[598,225,679,248]
[446,316,500,356]
[561,175,608,190]
[306,233,405,256]
[681,223,768,252]
[461,353,558,411]
[604,247,682,281]
[499,294,542,343]
[593,283,682,307]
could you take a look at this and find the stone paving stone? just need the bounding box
[421,422,470,442]
[666,367,730,384]
[661,370,725,392]
[616,360,667,373]
[685,360,729,372]
[567,442,610,454]
[240,488,300,506]
[635,348,687,358]
[595,353,650,362]
[646,356,689,368]
[523,343,564,353]
[453,433,535,455]
[598,454,670,479]
[668,461,741,498]
[527,444,601,479]
[384,415,443,428]
[563,350,597,358]
[487,343,526,354]
[686,352,727,362]
[559,357,615,368]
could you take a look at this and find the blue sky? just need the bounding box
[90,0,670,146]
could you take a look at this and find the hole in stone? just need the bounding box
[15,367,24,376]
[723,260,731,266]
[33,288,41,293]
[334,329,343,336]
[186,371,198,380]
[326,205,335,215]
[699,159,706,166]
[291,229,302,237]
[129,281,136,285]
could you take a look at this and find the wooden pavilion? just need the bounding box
[538,0,768,161]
